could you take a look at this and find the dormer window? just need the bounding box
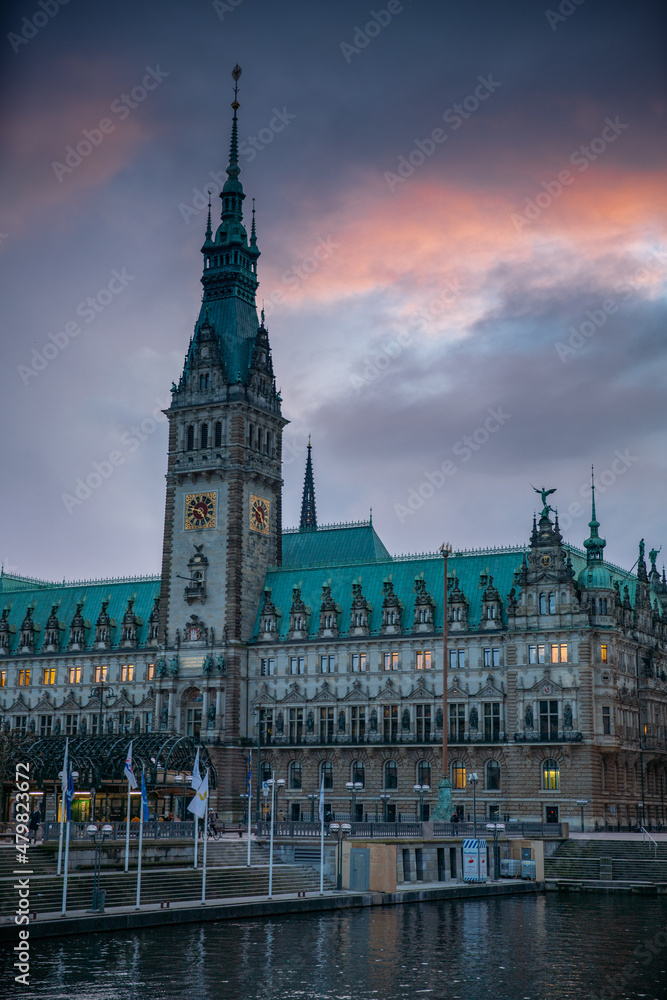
[486,606,496,620]
[199,373,209,391]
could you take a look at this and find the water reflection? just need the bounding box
[2,895,666,1000]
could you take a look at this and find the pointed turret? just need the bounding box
[583,466,606,564]
[300,436,317,530]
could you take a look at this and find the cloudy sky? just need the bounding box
[0,0,665,582]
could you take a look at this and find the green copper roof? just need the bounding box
[0,574,160,655]
[281,522,392,569]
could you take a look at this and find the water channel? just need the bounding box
[2,894,666,1000]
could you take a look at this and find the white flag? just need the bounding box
[188,769,209,819]
[318,777,324,823]
[124,742,138,790]
[191,748,202,791]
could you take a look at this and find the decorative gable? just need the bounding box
[412,576,436,633]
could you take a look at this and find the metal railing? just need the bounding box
[257,820,423,839]
[43,820,195,842]
[641,826,658,857]
[433,821,563,838]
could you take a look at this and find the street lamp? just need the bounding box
[345,781,363,824]
[486,822,505,880]
[329,821,352,890]
[307,792,319,823]
[576,799,590,834]
[379,793,391,822]
[468,772,479,837]
[91,684,115,737]
[251,707,262,826]
[266,775,285,899]
[414,784,430,822]
[87,823,113,912]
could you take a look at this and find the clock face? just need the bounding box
[250,494,270,535]
[184,492,216,530]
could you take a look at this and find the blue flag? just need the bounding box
[141,768,149,823]
[65,768,74,822]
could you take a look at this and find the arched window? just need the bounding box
[320,761,333,790]
[248,423,253,448]
[539,593,547,614]
[542,759,560,790]
[417,760,431,787]
[200,423,208,449]
[384,760,398,790]
[214,422,222,447]
[549,592,556,614]
[260,761,272,783]
[199,373,209,391]
[266,430,272,456]
[352,760,365,787]
[486,759,501,790]
[452,760,466,789]
[289,761,302,790]
[186,426,194,451]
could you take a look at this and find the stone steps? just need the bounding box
[545,839,667,884]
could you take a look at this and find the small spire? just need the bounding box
[369,507,373,526]
[300,436,317,531]
[205,190,212,241]
[250,198,257,246]
[583,465,606,563]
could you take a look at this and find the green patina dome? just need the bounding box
[578,562,611,589]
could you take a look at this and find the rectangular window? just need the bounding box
[483,648,500,668]
[14,716,27,732]
[602,706,611,735]
[289,656,305,675]
[383,704,399,740]
[147,663,155,680]
[68,666,82,684]
[18,669,30,686]
[42,667,56,685]
[259,708,273,744]
[550,643,567,663]
[351,653,367,672]
[449,703,465,741]
[91,715,99,736]
[383,652,398,671]
[289,707,304,742]
[65,714,78,736]
[120,664,134,682]
[186,708,202,740]
[528,644,546,664]
[143,711,152,733]
[416,704,431,741]
[549,593,556,614]
[319,707,334,743]
[416,651,432,670]
[600,644,608,664]
[484,702,501,741]
[539,700,559,739]
[320,655,335,673]
[260,657,275,676]
[449,649,465,669]
[350,706,366,741]
[94,665,108,683]
[39,715,52,737]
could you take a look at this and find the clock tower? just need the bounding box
[157,68,286,796]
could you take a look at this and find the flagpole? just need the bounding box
[201,769,209,905]
[124,783,131,872]
[57,738,68,876]
[268,772,275,900]
[246,750,252,868]
[194,815,198,869]
[319,780,325,896]
[136,767,145,909]
[61,817,70,915]
[192,746,201,869]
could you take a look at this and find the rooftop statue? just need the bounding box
[532,484,557,517]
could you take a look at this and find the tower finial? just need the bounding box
[251,197,257,246]
[300,436,317,531]
[584,464,606,563]
[205,190,212,241]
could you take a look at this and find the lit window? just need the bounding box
[320,655,335,673]
[383,652,398,671]
[542,759,560,790]
[550,643,567,663]
[147,663,155,680]
[94,665,108,683]
[261,657,275,676]
[42,667,56,685]
[528,644,546,664]
[600,644,608,664]
[18,670,30,686]
[449,649,465,669]
[0,671,5,687]
[351,653,367,672]
[416,651,432,670]
[452,761,466,789]
[121,664,134,682]
[68,666,82,684]
[483,648,500,668]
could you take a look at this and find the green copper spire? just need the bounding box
[583,465,606,563]
[300,436,318,531]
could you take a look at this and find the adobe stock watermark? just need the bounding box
[545,0,586,32]
[17,267,135,385]
[340,1,414,63]
[213,0,246,21]
[51,65,169,182]
[7,0,70,54]
[588,920,667,1000]
[262,235,340,319]
[555,246,667,362]
[557,449,639,534]
[350,280,462,393]
[61,397,170,513]
[394,406,511,523]
[384,75,501,192]
[511,116,628,231]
